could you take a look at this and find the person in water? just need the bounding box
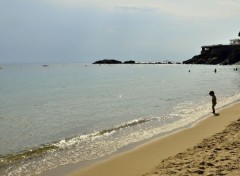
[209,91,217,114]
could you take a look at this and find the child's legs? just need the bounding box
[212,104,216,114]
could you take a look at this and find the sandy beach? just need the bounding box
[68,102,240,176]
[143,116,240,175]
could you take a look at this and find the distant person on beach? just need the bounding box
[214,69,217,73]
[209,91,217,114]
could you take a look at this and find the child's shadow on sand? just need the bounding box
[214,113,220,116]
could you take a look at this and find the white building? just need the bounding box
[230,39,240,45]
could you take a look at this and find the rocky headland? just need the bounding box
[183,32,240,65]
[183,45,240,65]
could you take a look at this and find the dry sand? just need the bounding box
[69,103,240,176]
[143,118,240,176]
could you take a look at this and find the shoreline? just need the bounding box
[1,64,239,176]
[62,102,240,176]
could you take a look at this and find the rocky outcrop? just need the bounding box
[93,59,122,64]
[93,60,177,65]
[183,45,240,65]
[124,60,136,64]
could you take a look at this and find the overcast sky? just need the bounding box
[0,0,240,63]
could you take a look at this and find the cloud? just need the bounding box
[114,4,158,13]
[44,0,240,18]
[157,0,240,19]
[112,0,240,20]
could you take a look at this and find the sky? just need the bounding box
[0,0,240,63]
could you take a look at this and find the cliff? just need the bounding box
[183,45,240,65]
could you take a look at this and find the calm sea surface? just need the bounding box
[0,63,239,175]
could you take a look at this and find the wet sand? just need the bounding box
[67,102,240,176]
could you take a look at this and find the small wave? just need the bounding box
[54,118,153,149]
[1,117,154,175]
[0,117,153,168]
[0,145,58,168]
[98,118,152,135]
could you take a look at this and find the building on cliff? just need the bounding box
[202,33,240,54]
[230,39,240,45]
[183,32,240,65]
[230,31,240,45]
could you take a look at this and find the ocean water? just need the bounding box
[0,63,239,175]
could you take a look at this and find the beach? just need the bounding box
[69,102,240,176]
[144,118,240,176]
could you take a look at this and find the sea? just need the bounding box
[0,63,239,176]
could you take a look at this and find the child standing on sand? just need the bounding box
[209,91,217,114]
